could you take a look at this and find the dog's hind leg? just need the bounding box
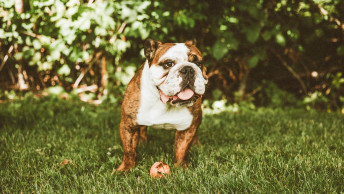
[138,126,147,144]
[191,133,201,146]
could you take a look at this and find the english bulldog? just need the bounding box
[116,39,208,172]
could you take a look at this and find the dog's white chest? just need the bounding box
[136,62,193,131]
[137,103,193,130]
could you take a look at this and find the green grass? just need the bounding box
[1,96,343,193]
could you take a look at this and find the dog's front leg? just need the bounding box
[174,123,199,167]
[117,120,139,172]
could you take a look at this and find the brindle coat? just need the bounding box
[116,39,206,172]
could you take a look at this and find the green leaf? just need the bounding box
[244,24,261,44]
[139,27,150,39]
[275,33,286,46]
[212,89,223,100]
[58,65,71,76]
[46,86,65,95]
[228,17,238,24]
[212,40,229,60]
[79,19,91,31]
[228,38,239,50]
[262,30,273,41]
[30,52,41,65]
[40,62,53,71]
[247,55,260,68]
[162,11,170,17]
[82,51,90,61]
[137,1,151,12]
[336,45,344,56]
[121,5,138,22]
[95,27,107,36]
[22,48,34,59]
[49,50,61,61]
[32,39,41,49]
[220,25,228,31]
[14,52,23,60]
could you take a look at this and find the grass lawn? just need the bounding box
[1,96,343,193]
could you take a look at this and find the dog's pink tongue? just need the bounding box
[159,91,170,104]
[177,88,194,100]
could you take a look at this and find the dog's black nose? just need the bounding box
[180,66,195,77]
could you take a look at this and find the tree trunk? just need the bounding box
[100,55,108,96]
[236,60,250,102]
[14,0,24,13]
[237,69,249,102]
[14,1,29,90]
[17,63,28,90]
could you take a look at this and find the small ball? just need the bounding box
[150,162,170,178]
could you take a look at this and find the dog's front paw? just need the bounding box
[174,161,190,168]
[113,161,135,173]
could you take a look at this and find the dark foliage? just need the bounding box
[0,0,343,109]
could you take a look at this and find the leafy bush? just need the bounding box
[0,0,343,109]
[257,81,300,108]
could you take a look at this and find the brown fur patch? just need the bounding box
[186,44,208,82]
[186,43,203,60]
[150,43,175,66]
[116,63,144,171]
[120,63,145,127]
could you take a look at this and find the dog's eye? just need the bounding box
[195,61,202,68]
[163,62,174,68]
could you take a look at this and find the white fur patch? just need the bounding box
[136,61,193,131]
[158,43,189,63]
[149,43,190,88]
[150,43,207,97]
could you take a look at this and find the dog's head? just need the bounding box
[144,38,208,107]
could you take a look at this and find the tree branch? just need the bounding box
[271,49,307,94]
[0,45,14,73]
[73,52,102,88]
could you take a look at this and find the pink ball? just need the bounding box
[150,162,170,178]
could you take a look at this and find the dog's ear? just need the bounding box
[185,39,197,47]
[144,38,162,62]
[202,65,208,84]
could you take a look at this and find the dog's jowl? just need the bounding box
[116,39,208,172]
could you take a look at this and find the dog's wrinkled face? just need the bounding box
[144,39,208,107]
